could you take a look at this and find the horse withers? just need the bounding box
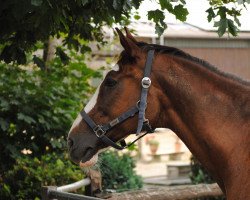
[67,28,250,200]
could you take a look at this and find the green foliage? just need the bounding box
[0,0,143,64]
[99,151,143,192]
[1,0,249,64]
[0,153,83,200]
[148,9,167,36]
[159,0,189,21]
[190,156,225,200]
[190,156,214,184]
[206,1,244,37]
[0,50,101,173]
[150,0,189,35]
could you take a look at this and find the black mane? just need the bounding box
[136,42,249,86]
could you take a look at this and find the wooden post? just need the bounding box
[85,169,102,197]
[41,186,57,200]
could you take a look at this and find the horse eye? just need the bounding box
[104,77,117,87]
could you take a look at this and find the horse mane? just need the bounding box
[125,42,249,86]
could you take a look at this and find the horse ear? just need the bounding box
[115,28,141,57]
[124,27,137,43]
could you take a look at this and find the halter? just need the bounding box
[81,50,155,150]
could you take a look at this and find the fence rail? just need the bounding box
[42,179,224,200]
[41,178,101,200]
[57,179,91,192]
[108,183,224,200]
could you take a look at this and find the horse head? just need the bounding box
[67,28,162,167]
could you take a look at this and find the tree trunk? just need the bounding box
[43,36,57,71]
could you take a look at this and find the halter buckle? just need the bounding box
[141,77,151,89]
[93,125,106,138]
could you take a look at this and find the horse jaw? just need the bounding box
[79,154,99,167]
[79,148,109,168]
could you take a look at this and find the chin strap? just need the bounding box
[81,50,155,150]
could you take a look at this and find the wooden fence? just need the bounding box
[41,178,102,200]
[109,183,223,200]
[42,179,223,200]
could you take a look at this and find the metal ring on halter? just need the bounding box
[93,125,106,138]
[141,77,151,89]
[136,100,148,110]
[136,100,141,109]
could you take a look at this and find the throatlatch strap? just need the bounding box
[136,50,155,134]
[100,135,125,150]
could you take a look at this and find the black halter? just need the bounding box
[80,50,155,150]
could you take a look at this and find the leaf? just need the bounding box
[3,184,11,194]
[0,118,8,131]
[217,6,227,18]
[81,0,88,6]
[147,9,165,24]
[155,24,166,36]
[0,45,13,64]
[228,19,238,36]
[134,15,141,20]
[216,18,228,37]
[16,48,27,65]
[56,47,70,65]
[56,159,64,168]
[80,45,91,54]
[159,0,173,12]
[173,4,189,21]
[113,0,120,9]
[206,7,215,22]
[17,113,36,124]
[234,16,241,26]
[0,99,10,111]
[31,0,43,6]
[148,10,167,36]
[33,55,45,70]
[123,0,132,11]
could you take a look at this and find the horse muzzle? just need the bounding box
[67,132,98,165]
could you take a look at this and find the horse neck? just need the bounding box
[153,55,249,192]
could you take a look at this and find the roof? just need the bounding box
[127,21,250,39]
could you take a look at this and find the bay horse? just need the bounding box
[68,28,250,200]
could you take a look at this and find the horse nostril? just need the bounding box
[67,138,74,149]
[81,147,94,163]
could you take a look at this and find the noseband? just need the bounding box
[80,50,155,150]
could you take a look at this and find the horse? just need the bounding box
[67,28,250,200]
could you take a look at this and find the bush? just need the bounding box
[190,156,225,200]
[0,153,83,200]
[0,50,102,200]
[0,50,101,172]
[99,151,143,192]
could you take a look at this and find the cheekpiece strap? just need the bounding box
[136,50,155,134]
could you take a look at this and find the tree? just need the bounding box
[0,0,249,65]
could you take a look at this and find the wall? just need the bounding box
[182,48,250,81]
